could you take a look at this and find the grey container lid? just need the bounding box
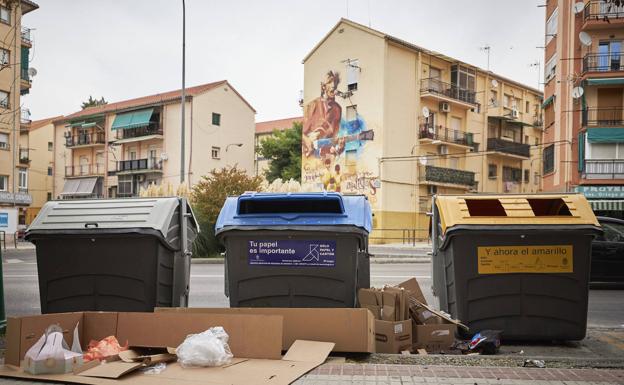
[27,197,199,241]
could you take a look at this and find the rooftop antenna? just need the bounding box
[529,60,541,90]
[480,45,491,71]
[367,0,371,27]
[346,0,349,18]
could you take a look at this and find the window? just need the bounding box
[0,6,10,25]
[490,90,498,107]
[0,90,9,108]
[525,101,530,113]
[0,48,8,66]
[18,168,27,190]
[0,132,8,150]
[212,146,220,159]
[47,166,52,176]
[48,141,53,151]
[503,167,522,182]
[451,65,476,91]
[503,94,510,108]
[535,137,539,145]
[346,59,359,91]
[546,7,558,44]
[544,54,557,83]
[117,175,133,196]
[346,105,357,121]
[212,112,221,126]
[488,164,497,178]
[429,67,441,79]
[524,169,530,183]
[543,144,555,174]
[46,192,52,201]
[597,40,622,71]
[534,172,539,185]
[449,157,459,170]
[0,175,7,191]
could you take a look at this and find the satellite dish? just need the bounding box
[418,156,428,166]
[573,2,585,14]
[572,86,584,99]
[491,79,498,88]
[579,32,592,47]
[422,106,430,118]
[27,67,37,77]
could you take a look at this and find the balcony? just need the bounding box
[487,137,530,158]
[583,159,624,179]
[19,148,29,164]
[582,1,624,30]
[583,107,624,127]
[418,124,472,147]
[21,27,32,46]
[116,158,163,174]
[65,132,106,148]
[20,108,31,130]
[420,78,477,107]
[419,165,475,189]
[582,53,624,73]
[65,164,106,177]
[114,124,163,142]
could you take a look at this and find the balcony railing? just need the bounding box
[420,78,477,105]
[418,124,472,146]
[21,68,30,83]
[65,164,105,177]
[584,159,624,179]
[117,157,162,172]
[583,107,624,127]
[19,148,29,164]
[20,108,31,125]
[20,27,32,45]
[65,132,106,147]
[583,53,624,73]
[487,137,530,158]
[420,165,475,187]
[115,124,163,140]
[584,1,624,22]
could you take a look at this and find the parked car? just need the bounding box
[591,217,624,287]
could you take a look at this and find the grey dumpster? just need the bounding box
[26,197,199,313]
[216,192,372,308]
[431,194,601,340]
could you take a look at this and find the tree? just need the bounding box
[257,122,302,183]
[190,166,262,257]
[81,96,108,110]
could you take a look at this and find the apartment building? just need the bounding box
[302,19,543,240]
[53,81,255,199]
[543,0,624,219]
[0,0,38,236]
[255,116,302,179]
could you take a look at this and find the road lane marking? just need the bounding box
[5,259,23,264]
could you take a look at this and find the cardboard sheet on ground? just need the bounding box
[0,340,334,385]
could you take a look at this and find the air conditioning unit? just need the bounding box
[511,108,519,119]
[439,102,451,113]
[438,145,448,155]
[428,185,438,195]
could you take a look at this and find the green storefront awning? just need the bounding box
[586,77,624,86]
[69,121,85,128]
[587,127,624,143]
[81,122,97,128]
[590,200,624,211]
[111,108,154,130]
[542,95,555,108]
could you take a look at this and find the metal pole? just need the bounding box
[0,233,6,331]
[180,0,186,184]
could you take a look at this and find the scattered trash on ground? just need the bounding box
[523,359,546,368]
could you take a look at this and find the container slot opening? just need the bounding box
[464,199,507,216]
[238,198,344,215]
[527,198,572,216]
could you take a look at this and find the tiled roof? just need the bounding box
[61,80,255,122]
[255,116,302,135]
[30,115,63,130]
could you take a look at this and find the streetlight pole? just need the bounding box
[180,0,186,184]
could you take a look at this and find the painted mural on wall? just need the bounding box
[301,70,381,208]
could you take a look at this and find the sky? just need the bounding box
[24,0,546,122]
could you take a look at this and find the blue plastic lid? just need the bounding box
[215,192,372,233]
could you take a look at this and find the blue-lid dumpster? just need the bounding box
[216,192,372,307]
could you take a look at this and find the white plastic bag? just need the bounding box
[176,327,233,367]
[24,324,83,374]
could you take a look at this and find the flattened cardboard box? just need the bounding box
[0,312,334,385]
[156,307,375,353]
[413,323,457,352]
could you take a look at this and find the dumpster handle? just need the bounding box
[84,222,99,228]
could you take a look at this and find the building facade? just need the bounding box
[302,19,544,241]
[53,81,255,199]
[255,116,302,179]
[543,0,624,218]
[0,0,37,237]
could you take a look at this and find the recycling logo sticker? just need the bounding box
[247,240,336,267]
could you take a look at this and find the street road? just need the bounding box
[2,248,623,329]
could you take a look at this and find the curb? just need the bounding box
[191,257,431,264]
